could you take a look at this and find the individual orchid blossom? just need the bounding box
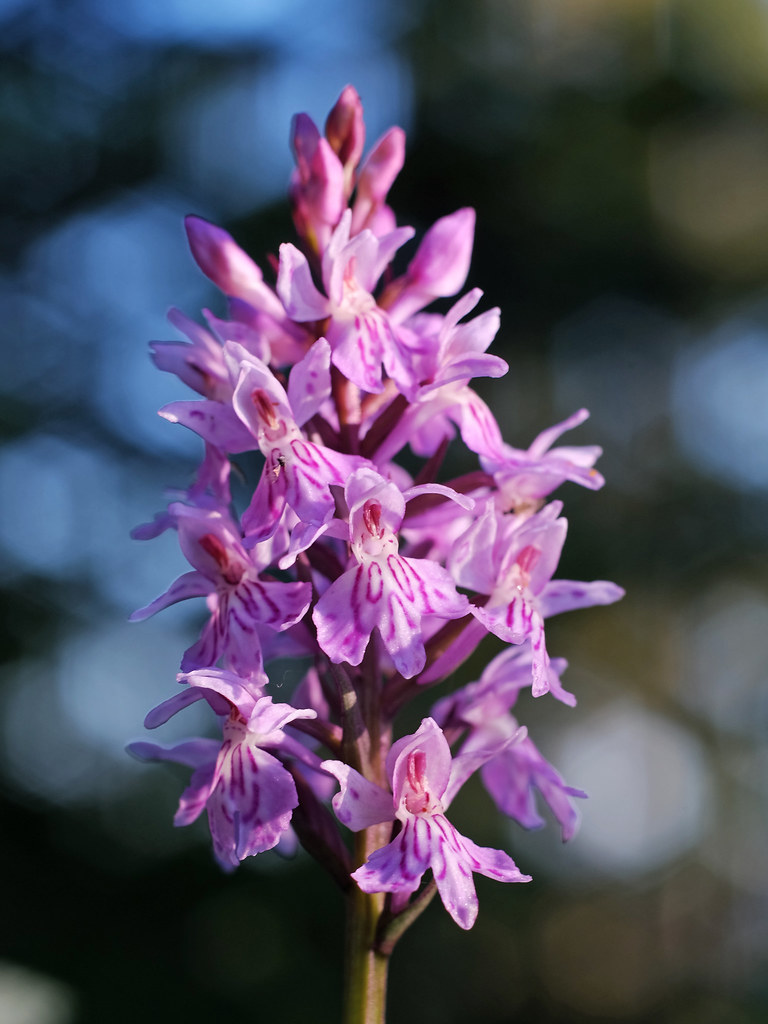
[433,644,576,721]
[277,210,415,393]
[370,291,509,462]
[482,731,586,842]
[433,647,585,839]
[230,338,368,542]
[313,467,471,678]
[150,307,232,402]
[449,503,624,696]
[129,668,317,869]
[322,717,531,930]
[158,337,368,539]
[131,504,311,680]
[404,288,507,398]
[129,84,624,1024]
[480,407,606,509]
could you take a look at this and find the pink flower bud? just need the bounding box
[381,207,476,321]
[185,216,269,306]
[289,122,345,252]
[352,127,406,234]
[407,206,475,296]
[290,112,321,177]
[325,84,366,193]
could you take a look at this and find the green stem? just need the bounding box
[341,644,393,1024]
[375,882,438,958]
[343,862,390,1024]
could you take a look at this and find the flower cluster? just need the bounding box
[129,85,623,931]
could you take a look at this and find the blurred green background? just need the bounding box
[2,0,768,1021]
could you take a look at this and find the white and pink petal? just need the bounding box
[539,578,625,618]
[320,761,395,831]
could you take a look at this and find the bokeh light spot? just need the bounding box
[672,322,768,491]
[555,701,712,876]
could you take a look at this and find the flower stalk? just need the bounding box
[344,830,390,1024]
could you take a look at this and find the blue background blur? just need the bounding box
[2,1,768,1021]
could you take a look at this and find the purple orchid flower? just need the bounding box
[131,505,311,681]
[130,85,626,992]
[481,731,586,842]
[321,717,530,929]
[129,668,317,869]
[230,337,369,542]
[277,210,416,393]
[370,290,508,462]
[449,503,624,697]
[313,468,471,678]
[480,408,605,508]
[433,647,585,839]
[183,215,308,367]
[150,307,231,401]
[405,288,507,397]
[159,337,368,536]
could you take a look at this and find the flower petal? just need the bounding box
[130,570,211,622]
[352,818,429,896]
[276,242,331,321]
[539,579,625,618]
[321,760,395,830]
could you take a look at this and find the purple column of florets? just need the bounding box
[128,84,623,931]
